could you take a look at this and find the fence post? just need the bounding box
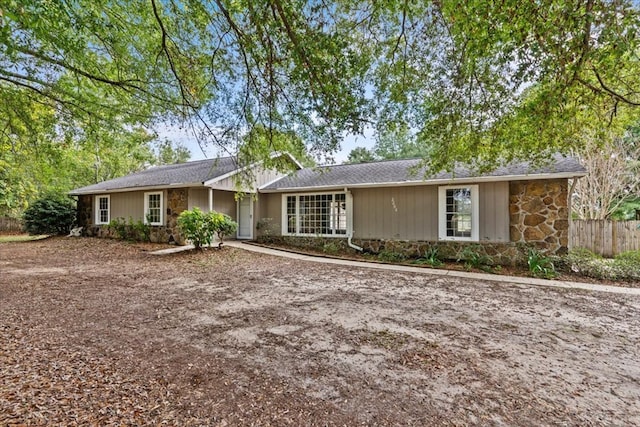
[612,220,617,256]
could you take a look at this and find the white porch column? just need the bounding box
[208,188,213,212]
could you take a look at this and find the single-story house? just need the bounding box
[70,154,586,264]
[69,154,302,243]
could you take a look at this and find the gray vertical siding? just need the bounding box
[109,191,152,222]
[262,182,510,242]
[256,193,282,236]
[188,188,209,211]
[478,181,510,242]
[351,186,438,240]
[212,190,237,220]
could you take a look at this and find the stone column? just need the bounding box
[509,179,569,255]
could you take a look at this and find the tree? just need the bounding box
[373,123,425,160]
[346,147,376,164]
[154,139,191,165]
[572,128,640,220]
[2,1,640,174]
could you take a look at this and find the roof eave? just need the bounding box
[68,182,206,196]
[259,171,587,193]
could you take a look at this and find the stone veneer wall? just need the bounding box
[76,195,92,228]
[509,179,569,255]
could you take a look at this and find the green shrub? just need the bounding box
[108,217,129,240]
[107,216,150,242]
[177,208,238,249]
[527,248,557,279]
[414,247,443,267]
[566,248,640,281]
[177,208,216,249]
[458,245,490,270]
[210,212,238,248]
[378,248,407,263]
[23,193,76,235]
[322,241,340,255]
[131,217,151,242]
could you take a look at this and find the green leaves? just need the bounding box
[2,0,640,177]
[177,208,237,249]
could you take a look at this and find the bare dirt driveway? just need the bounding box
[1,237,639,426]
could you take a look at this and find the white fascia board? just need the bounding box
[68,182,205,196]
[258,171,586,193]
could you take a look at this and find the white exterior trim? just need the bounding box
[236,196,254,239]
[144,191,164,226]
[259,171,585,193]
[281,192,348,238]
[70,183,204,196]
[94,195,110,225]
[438,185,479,242]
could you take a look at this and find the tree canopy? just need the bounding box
[2,0,640,180]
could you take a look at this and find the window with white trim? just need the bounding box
[283,193,347,236]
[438,185,479,241]
[95,195,110,225]
[144,192,163,225]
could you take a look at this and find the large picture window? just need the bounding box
[95,195,110,225]
[283,193,347,236]
[438,185,479,241]
[144,192,163,225]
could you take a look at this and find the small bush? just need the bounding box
[177,208,238,249]
[414,247,443,267]
[177,208,216,249]
[527,248,557,279]
[108,217,129,240]
[23,193,76,235]
[107,217,151,242]
[322,241,340,255]
[378,248,408,263]
[458,245,490,270]
[567,248,640,281]
[210,212,238,248]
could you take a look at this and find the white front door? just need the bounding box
[237,196,253,239]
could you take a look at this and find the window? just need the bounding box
[144,192,163,225]
[438,185,479,241]
[283,193,347,236]
[95,195,110,225]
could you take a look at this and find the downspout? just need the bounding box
[345,188,363,251]
[568,177,577,251]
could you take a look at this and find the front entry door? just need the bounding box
[237,196,253,239]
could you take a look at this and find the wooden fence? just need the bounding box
[570,220,640,257]
[0,217,23,233]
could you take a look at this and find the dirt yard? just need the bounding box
[1,237,639,426]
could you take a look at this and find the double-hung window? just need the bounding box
[95,195,110,225]
[284,193,347,236]
[144,192,163,225]
[438,185,479,241]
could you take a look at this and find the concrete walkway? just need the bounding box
[151,241,640,296]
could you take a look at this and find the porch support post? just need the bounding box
[208,188,214,212]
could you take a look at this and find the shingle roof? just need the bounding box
[69,157,239,195]
[262,154,586,191]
